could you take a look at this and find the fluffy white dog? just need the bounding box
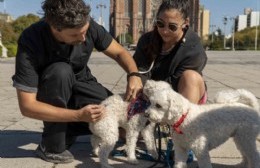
[143,80,260,168]
[89,94,158,168]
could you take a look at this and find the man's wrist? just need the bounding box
[75,109,82,122]
[127,72,142,81]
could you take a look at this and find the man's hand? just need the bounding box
[78,104,105,122]
[125,76,143,101]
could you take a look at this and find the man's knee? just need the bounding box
[41,62,74,82]
[37,62,75,105]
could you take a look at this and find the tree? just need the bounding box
[0,20,16,44]
[203,28,224,50]
[226,26,260,50]
[11,14,40,35]
[0,14,40,57]
[202,26,260,50]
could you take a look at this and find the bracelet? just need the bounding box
[127,72,142,81]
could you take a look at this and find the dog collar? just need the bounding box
[172,110,189,134]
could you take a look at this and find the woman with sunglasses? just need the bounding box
[132,0,207,104]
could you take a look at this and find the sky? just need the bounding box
[0,0,111,29]
[0,0,259,35]
[201,0,259,35]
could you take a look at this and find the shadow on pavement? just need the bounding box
[0,130,246,168]
[189,161,243,168]
[0,130,41,158]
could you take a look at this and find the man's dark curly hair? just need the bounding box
[42,0,91,30]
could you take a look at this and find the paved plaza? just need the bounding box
[0,51,259,168]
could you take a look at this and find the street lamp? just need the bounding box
[0,0,6,14]
[96,0,106,27]
[210,25,216,43]
[89,0,93,17]
[223,16,228,49]
[230,17,235,51]
[255,0,259,51]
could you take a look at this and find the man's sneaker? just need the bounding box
[66,136,77,149]
[35,143,74,163]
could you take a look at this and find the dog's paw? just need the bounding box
[127,158,139,165]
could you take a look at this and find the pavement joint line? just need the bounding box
[111,72,126,92]
[204,75,235,89]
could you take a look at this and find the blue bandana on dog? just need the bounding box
[127,93,150,120]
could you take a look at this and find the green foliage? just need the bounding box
[125,33,133,44]
[116,33,133,45]
[0,20,17,44]
[0,13,40,57]
[203,26,260,50]
[11,14,40,35]
[227,26,260,50]
[6,43,17,57]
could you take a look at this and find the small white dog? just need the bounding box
[143,80,260,168]
[89,94,158,168]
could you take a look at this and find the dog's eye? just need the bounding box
[155,103,162,109]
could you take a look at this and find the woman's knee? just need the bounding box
[178,70,206,103]
[178,70,205,93]
[181,70,203,84]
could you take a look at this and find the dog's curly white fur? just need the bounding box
[143,80,260,168]
[213,88,259,111]
[89,94,158,168]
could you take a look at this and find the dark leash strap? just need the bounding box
[147,124,162,168]
[147,123,172,168]
[111,123,193,168]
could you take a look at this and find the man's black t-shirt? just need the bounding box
[12,19,113,93]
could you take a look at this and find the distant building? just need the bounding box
[244,8,252,15]
[109,0,154,44]
[233,8,260,32]
[235,15,247,31]
[249,11,260,27]
[109,0,200,44]
[199,5,210,40]
[189,0,200,33]
[0,12,13,23]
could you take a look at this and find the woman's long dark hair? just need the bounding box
[144,0,190,64]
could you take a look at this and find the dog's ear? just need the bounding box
[166,93,179,120]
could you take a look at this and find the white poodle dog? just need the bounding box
[143,80,260,168]
[89,94,158,168]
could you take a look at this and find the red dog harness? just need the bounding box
[172,111,189,134]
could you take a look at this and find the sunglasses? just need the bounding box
[155,20,183,32]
